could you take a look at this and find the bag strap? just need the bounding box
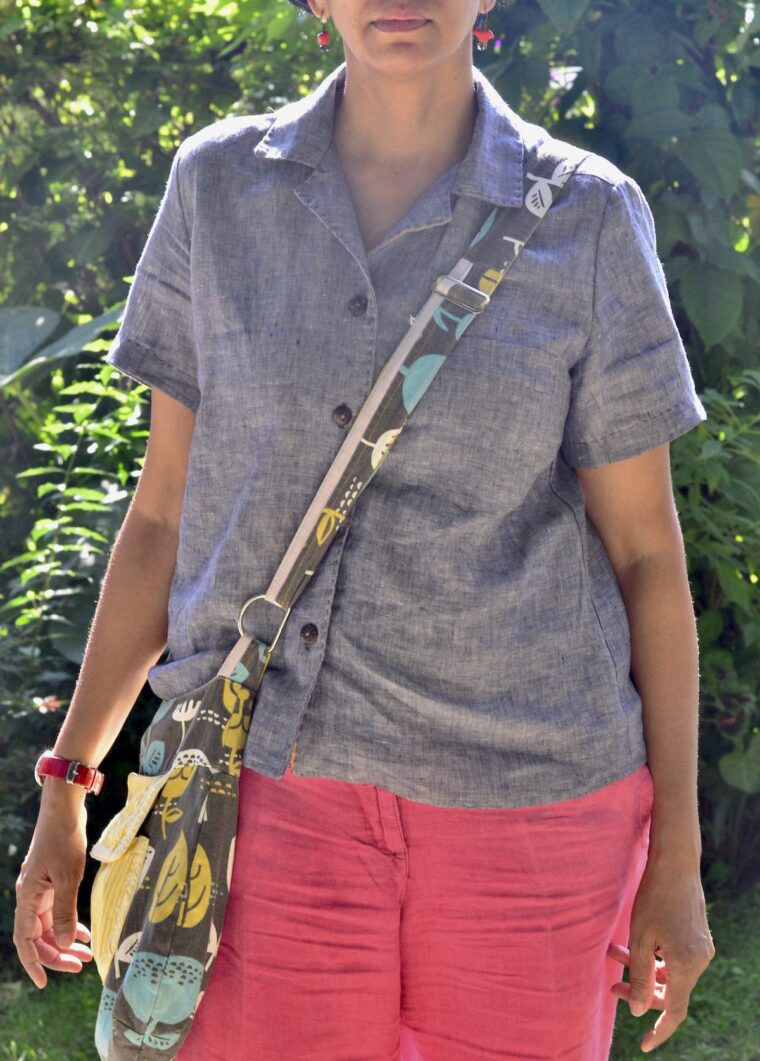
[217,138,593,690]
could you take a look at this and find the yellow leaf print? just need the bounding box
[315,507,344,546]
[478,267,504,296]
[177,842,212,930]
[159,764,195,839]
[148,829,188,925]
[222,679,252,776]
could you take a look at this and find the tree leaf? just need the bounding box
[0,307,61,379]
[719,736,760,795]
[1,305,124,390]
[673,129,745,199]
[715,559,752,612]
[681,263,743,350]
[536,0,592,35]
[627,109,696,139]
[65,226,116,266]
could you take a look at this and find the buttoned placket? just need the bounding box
[241,60,528,782]
[271,144,467,777]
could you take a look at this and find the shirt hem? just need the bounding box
[105,334,200,413]
[563,393,707,468]
[240,751,650,810]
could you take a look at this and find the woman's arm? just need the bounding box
[575,441,701,867]
[15,389,196,988]
[40,388,196,809]
[576,442,715,1051]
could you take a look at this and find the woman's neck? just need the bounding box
[332,54,478,181]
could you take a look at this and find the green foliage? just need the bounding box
[0,0,324,314]
[1,361,141,650]
[0,305,125,388]
[0,346,155,953]
[0,0,758,981]
[0,962,103,1059]
[668,372,760,885]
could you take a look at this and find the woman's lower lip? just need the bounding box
[373,18,430,32]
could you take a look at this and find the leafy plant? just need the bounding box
[669,370,760,884]
[0,2,758,983]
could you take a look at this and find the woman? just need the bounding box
[14,1,716,1057]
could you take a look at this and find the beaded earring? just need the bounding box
[317,16,331,52]
[313,8,492,54]
[472,10,495,51]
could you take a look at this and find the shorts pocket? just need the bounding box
[637,763,655,833]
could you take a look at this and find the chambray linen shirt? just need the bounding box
[106,61,707,808]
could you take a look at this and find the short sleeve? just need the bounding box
[105,144,200,413]
[560,176,707,468]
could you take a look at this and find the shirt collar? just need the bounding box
[252,61,524,209]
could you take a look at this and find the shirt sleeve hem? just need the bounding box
[563,396,707,468]
[105,334,200,413]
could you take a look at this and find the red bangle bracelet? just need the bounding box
[34,751,105,795]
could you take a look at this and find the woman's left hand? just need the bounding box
[606,859,716,1053]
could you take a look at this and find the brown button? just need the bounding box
[332,403,353,427]
[300,623,319,644]
[348,294,368,317]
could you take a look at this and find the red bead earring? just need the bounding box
[472,10,495,51]
[317,17,331,52]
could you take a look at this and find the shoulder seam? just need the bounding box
[571,168,625,190]
[179,111,278,154]
[171,150,192,249]
[579,179,618,356]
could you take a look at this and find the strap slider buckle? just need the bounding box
[433,274,490,314]
[237,594,291,656]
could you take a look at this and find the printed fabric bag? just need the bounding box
[88,135,591,1060]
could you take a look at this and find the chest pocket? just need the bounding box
[382,326,571,515]
[464,329,562,396]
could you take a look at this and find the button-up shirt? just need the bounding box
[105,60,707,808]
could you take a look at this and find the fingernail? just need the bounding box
[630,1000,647,1016]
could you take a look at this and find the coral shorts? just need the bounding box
[177,759,654,1060]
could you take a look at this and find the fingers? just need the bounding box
[627,939,657,1016]
[13,874,51,988]
[640,993,690,1054]
[639,945,712,1053]
[15,875,92,989]
[607,937,712,1053]
[13,898,49,990]
[14,818,89,989]
[607,942,667,1013]
[608,942,667,981]
[51,879,81,950]
[18,925,94,983]
[610,977,666,1011]
[35,920,93,965]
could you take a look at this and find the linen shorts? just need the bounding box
[176,759,654,1060]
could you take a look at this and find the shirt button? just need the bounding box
[348,294,368,317]
[300,623,319,645]
[332,403,353,428]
